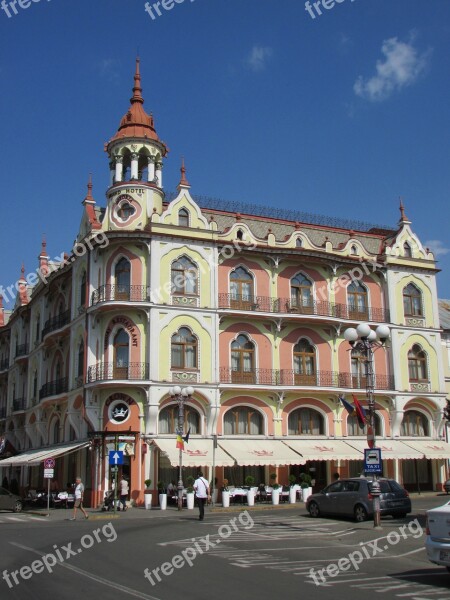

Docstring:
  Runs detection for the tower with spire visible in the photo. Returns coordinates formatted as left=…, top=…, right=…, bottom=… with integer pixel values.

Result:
left=104, top=58, right=169, bottom=229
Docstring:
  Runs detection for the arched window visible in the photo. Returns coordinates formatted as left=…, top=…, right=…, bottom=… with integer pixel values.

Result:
left=230, top=267, right=254, bottom=309
left=178, top=208, right=189, bottom=227
left=351, top=348, right=367, bottom=388
left=348, top=413, right=381, bottom=436
left=114, top=329, right=129, bottom=378
left=403, top=242, right=412, bottom=258
left=80, top=272, right=86, bottom=308
left=408, top=345, right=428, bottom=381
left=293, top=339, right=316, bottom=384
left=159, top=405, right=200, bottom=434
left=171, top=328, right=197, bottom=370
left=171, top=257, right=198, bottom=296
left=77, top=341, right=84, bottom=378
left=115, top=257, right=131, bottom=300
left=351, top=245, right=358, bottom=256
left=401, top=410, right=429, bottom=436
left=296, top=238, right=303, bottom=248
left=403, top=284, right=422, bottom=317
left=348, top=281, right=368, bottom=319
left=55, top=359, right=62, bottom=381
left=52, top=420, right=60, bottom=444
left=236, top=229, right=244, bottom=241
left=224, top=407, right=263, bottom=435
left=290, top=274, right=313, bottom=312
left=288, top=408, right=324, bottom=435
left=231, top=334, right=255, bottom=383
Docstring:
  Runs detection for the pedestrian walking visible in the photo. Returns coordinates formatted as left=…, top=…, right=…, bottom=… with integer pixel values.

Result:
left=119, top=476, right=129, bottom=511
left=193, top=471, right=210, bottom=521
left=70, top=477, right=89, bottom=520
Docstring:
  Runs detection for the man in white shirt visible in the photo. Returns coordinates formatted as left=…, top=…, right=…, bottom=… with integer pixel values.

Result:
left=193, top=472, right=210, bottom=521
left=70, top=477, right=89, bottom=520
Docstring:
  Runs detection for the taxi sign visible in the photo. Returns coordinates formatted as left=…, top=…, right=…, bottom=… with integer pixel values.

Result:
left=364, top=448, right=382, bottom=474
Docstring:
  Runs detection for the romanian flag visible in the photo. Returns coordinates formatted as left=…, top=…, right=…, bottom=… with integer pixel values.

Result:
left=339, top=395, right=366, bottom=429
left=183, top=428, right=191, bottom=444
left=352, top=395, right=368, bottom=429
left=176, top=434, right=184, bottom=450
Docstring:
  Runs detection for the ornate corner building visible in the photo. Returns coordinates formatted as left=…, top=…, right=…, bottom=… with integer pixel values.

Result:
left=0, top=60, right=448, bottom=506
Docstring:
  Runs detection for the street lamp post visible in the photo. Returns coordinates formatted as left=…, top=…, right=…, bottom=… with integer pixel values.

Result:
left=343, top=322, right=390, bottom=529
left=169, top=385, right=195, bottom=511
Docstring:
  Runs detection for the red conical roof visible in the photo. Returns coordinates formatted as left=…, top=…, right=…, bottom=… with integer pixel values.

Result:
left=108, top=59, right=167, bottom=154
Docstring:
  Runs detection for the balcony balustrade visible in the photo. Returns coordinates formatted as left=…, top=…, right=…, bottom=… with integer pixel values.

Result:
left=87, top=362, right=149, bottom=383
left=219, top=367, right=394, bottom=390
left=91, top=285, right=149, bottom=305
left=218, top=294, right=390, bottom=323
left=12, top=397, right=26, bottom=412
left=42, top=310, right=71, bottom=338
left=39, top=377, right=69, bottom=400
left=0, top=358, right=9, bottom=371
left=15, top=343, right=28, bottom=358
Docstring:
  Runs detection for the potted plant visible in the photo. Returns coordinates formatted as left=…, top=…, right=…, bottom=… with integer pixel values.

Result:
left=288, top=474, right=297, bottom=504
left=186, top=476, right=195, bottom=510
left=157, top=481, right=167, bottom=510
left=221, top=479, right=230, bottom=508
left=144, top=479, right=152, bottom=510
left=245, top=475, right=256, bottom=506
left=270, top=473, right=280, bottom=505
left=300, top=473, right=312, bottom=502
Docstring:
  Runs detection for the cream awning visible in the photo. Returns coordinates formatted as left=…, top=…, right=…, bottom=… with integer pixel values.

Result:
left=401, top=440, right=450, bottom=460
left=0, top=441, right=90, bottom=467
left=344, top=439, right=423, bottom=460
left=153, top=438, right=235, bottom=467
left=284, top=439, right=364, bottom=461
left=217, top=439, right=304, bottom=466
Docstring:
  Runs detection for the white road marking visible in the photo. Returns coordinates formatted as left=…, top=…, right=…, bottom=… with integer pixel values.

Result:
left=9, top=542, right=163, bottom=600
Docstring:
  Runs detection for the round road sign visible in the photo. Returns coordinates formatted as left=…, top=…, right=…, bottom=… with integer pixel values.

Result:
left=367, top=427, right=375, bottom=449
left=44, top=458, right=56, bottom=469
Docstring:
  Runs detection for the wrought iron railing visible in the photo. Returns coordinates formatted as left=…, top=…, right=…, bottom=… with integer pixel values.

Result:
left=39, top=377, right=69, bottom=399
left=91, top=285, right=149, bottom=305
left=15, top=343, right=28, bottom=358
left=0, top=358, right=9, bottom=371
left=87, top=362, right=149, bottom=383
left=12, top=398, right=26, bottom=412
left=219, top=367, right=394, bottom=390
left=42, top=310, right=71, bottom=338
left=218, top=294, right=390, bottom=323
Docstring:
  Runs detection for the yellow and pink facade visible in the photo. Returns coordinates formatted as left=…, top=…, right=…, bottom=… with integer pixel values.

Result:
left=0, top=60, right=448, bottom=505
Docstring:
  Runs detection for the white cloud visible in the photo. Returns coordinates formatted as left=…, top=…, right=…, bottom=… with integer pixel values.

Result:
left=354, top=35, right=431, bottom=102
left=245, top=46, right=273, bottom=72
left=424, top=240, right=450, bottom=257
left=95, top=59, right=121, bottom=83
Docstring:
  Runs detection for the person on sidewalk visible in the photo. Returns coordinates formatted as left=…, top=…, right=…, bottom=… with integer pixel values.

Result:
left=194, top=472, right=210, bottom=521
left=70, top=478, right=89, bottom=520
left=119, top=476, right=129, bottom=511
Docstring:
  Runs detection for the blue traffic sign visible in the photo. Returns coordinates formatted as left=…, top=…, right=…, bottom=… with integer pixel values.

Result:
left=109, top=450, right=123, bottom=465
left=364, top=448, right=382, bottom=474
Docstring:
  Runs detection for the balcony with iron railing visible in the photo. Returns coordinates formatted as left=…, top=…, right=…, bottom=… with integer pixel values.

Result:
left=91, top=285, right=149, bottom=305
left=39, top=377, right=69, bottom=400
left=218, top=294, right=390, bottom=323
left=12, top=398, right=26, bottom=412
left=87, top=362, right=149, bottom=383
left=219, top=367, right=395, bottom=390
left=42, top=310, right=71, bottom=339
left=15, top=343, right=29, bottom=358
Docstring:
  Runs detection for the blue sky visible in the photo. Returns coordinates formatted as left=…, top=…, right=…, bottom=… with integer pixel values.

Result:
left=0, top=0, right=449, bottom=305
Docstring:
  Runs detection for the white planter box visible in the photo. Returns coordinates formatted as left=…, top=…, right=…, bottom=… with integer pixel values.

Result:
left=159, top=494, right=167, bottom=510
left=247, top=490, right=255, bottom=506
left=222, top=490, right=230, bottom=507
left=272, top=489, right=280, bottom=505
left=302, top=487, right=312, bottom=502
left=289, top=488, right=297, bottom=504
left=144, top=493, right=152, bottom=510
left=186, top=492, right=195, bottom=510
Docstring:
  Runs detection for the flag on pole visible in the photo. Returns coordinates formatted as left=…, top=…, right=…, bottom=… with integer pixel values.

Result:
left=352, top=395, right=368, bottom=429
left=182, top=428, right=191, bottom=444
left=176, top=434, right=184, bottom=450
left=339, top=395, right=356, bottom=416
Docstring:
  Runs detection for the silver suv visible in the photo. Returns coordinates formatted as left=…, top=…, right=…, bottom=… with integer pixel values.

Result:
left=306, top=478, right=411, bottom=522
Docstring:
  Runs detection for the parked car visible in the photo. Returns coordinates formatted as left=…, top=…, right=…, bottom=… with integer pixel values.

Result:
left=0, top=486, right=23, bottom=512
left=426, top=501, right=450, bottom=572
left=306, top=477, right=411, bottom=522
left=443, top=479, right=450, bottom=494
